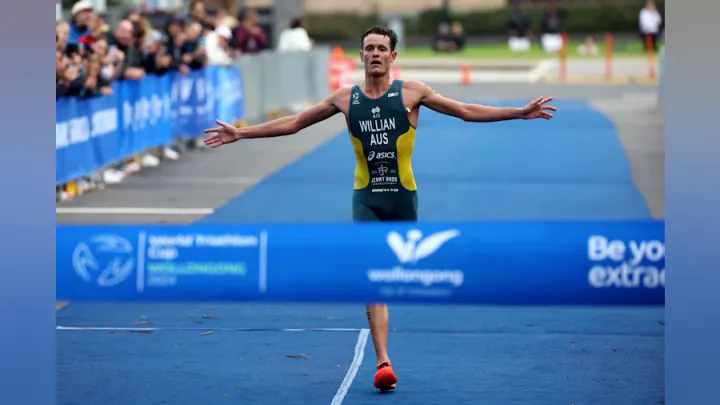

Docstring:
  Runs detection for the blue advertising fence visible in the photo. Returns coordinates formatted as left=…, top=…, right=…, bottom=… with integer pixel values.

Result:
left=55, top=66, right=244, bottom=185
left=56, top=221, right=665, bottom=306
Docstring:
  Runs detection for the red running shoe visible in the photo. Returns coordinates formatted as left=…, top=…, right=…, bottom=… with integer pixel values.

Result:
left=373, top=362, right=398, bottom=392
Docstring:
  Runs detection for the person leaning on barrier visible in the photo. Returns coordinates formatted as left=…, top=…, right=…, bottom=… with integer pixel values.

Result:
left=164, top=17, right=191, bottom=75
left=78, top=53, right=113, bottom=98
left=108, top=20, right=145, bottom=81
left=92, top=36, right=125, bottom=82
left=143, top=32, right=175, bottom=76
left=129, top=14, right=175, bottom=77
left=181, top=22, right=208, bottom=71
left=56, top=48, right=83, bottom=99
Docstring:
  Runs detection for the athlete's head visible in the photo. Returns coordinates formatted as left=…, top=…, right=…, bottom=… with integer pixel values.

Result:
left=360, top=26, right=398, bottom=78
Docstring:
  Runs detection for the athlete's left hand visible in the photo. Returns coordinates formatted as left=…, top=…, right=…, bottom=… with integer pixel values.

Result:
left=520, top=97, right=556, bottom=120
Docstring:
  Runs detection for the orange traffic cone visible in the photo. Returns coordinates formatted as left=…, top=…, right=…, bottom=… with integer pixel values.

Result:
left=391, top=66, right=401, bottom=80
left=461, top=65, right=471, bottom=85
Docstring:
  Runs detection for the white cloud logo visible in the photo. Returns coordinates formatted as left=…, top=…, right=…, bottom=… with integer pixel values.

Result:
left=387, top=229, right=460, bottom=264
left=72, top=235, right=135, bottom=287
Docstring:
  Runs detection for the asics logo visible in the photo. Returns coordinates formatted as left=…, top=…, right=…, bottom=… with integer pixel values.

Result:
left=367, top=151, right=395, bottom=161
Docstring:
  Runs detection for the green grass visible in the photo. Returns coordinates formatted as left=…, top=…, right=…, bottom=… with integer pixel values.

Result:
left=343, top=40, right=659, bottom=60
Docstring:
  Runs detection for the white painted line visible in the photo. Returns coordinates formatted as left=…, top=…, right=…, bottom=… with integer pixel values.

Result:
left=331, top=328, right=370, bottom=405
left=56, top=207, right=215, bottom=215
left=56, top=326, right=364, bottom=333
left=137, top=177, right=261, bottom=185
left=528, top=59, right=558, bottom=84
left=620, top=92, right=659, bottom=102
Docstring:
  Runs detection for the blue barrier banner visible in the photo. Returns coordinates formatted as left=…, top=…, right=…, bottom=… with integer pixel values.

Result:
left=209, top=65, right=244, bottom=123
left=56, top=67, right=244, bottom=185
left=56, top=221, right=665, bottom=306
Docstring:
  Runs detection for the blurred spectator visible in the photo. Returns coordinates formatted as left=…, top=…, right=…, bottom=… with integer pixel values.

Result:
left=507, top=4, right=532, bottom=53
left=578, top=37, right=598, bottom=57
left=144, top=31, right=174, bottom=75
left=90, top=13, right=110, bottom=38
left=189, top=0, right=211, bottom=27
left=432, top=23, right=455, bottom=52
left=67, top=1, right=93, bottom=46
left=164, top=16, right=190, bottom=74
left=91, top=36, right=124, bottom=82
left=79, top=54, right=113, bottom=98
left=540, top=3, right=564, bottom=53
left=233, top=9, right=268, bottom=54
left=639, top=0, right=662, bottom=52
left=109, top=19, right=146, bottom=81
left=450, top=22, right=466, bottom=51
left=206, top=25, right=235, bottom=65
left=278, top=18, right=313, bottom=53
left=216, top=9, right=239, bottom=31
left=56, top=49, right=83, bottom=99
left=182, top=21, right=208, bottom=70
left=57, top=20, right=70, bottom=50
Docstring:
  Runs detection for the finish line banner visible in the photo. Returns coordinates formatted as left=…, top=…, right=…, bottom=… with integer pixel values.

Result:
left=56, top=221, right=665, bottom=306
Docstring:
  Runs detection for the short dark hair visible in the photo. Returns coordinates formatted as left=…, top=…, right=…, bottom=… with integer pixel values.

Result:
left=290, top=18, right=303, bottom=29
left=361, top=26, right=398, bottom=51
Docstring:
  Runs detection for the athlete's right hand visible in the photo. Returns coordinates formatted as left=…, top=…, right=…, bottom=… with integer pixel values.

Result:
left=203, top=120, right=241, bottom=148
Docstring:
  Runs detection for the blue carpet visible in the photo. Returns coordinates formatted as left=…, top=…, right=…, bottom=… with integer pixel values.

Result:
left=201, top=99, right=650, bottom=223
left=57, top=99, right=662, bottom=405
left=57, top=303, right=664, bottom=405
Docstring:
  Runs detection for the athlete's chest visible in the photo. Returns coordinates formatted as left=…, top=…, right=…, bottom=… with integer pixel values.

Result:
left=349, top=90, right=410, bottom=135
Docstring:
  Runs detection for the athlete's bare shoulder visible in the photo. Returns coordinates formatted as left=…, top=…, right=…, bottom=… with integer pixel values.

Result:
left=326, top=87, right=353, bottom=116
left=401, top=80, right=436, bottom=95
left=400, top=81, right=436, bottom=109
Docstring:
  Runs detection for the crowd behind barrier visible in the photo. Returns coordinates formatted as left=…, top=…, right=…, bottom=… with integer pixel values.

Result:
left=56, top=65, right=243, bottom=185
left=55, top=48, right=332, bottom=188
left=56, top=1, right=325, bottom=196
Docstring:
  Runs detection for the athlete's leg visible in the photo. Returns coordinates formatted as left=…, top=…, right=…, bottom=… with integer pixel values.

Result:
left=366, top=303, right=390, bottom=365
left=367, top=193, right=419, bottom=390
left=353, top=203, right=393, bottom=365
left=367, top=303, right=397, bottom=391
left=352, top=197, right=398, bottom=390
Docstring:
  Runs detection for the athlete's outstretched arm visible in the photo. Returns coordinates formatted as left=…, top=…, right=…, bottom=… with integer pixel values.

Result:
left=204, top=93, right=341, bottom=147
left=409, top=81, right=556, bottom=123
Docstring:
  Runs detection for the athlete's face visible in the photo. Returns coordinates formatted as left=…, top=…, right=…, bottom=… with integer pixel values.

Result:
left=361, top=34, right=397, bottom=77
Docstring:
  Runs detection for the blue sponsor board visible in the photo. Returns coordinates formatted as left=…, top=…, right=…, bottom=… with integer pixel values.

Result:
left=56, top=66, right=244, bottom=185
left=56, top=221, right=665, bottom=306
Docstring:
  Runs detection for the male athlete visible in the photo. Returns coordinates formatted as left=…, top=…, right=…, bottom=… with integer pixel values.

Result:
left=204, top=26, right=556, bottom=392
